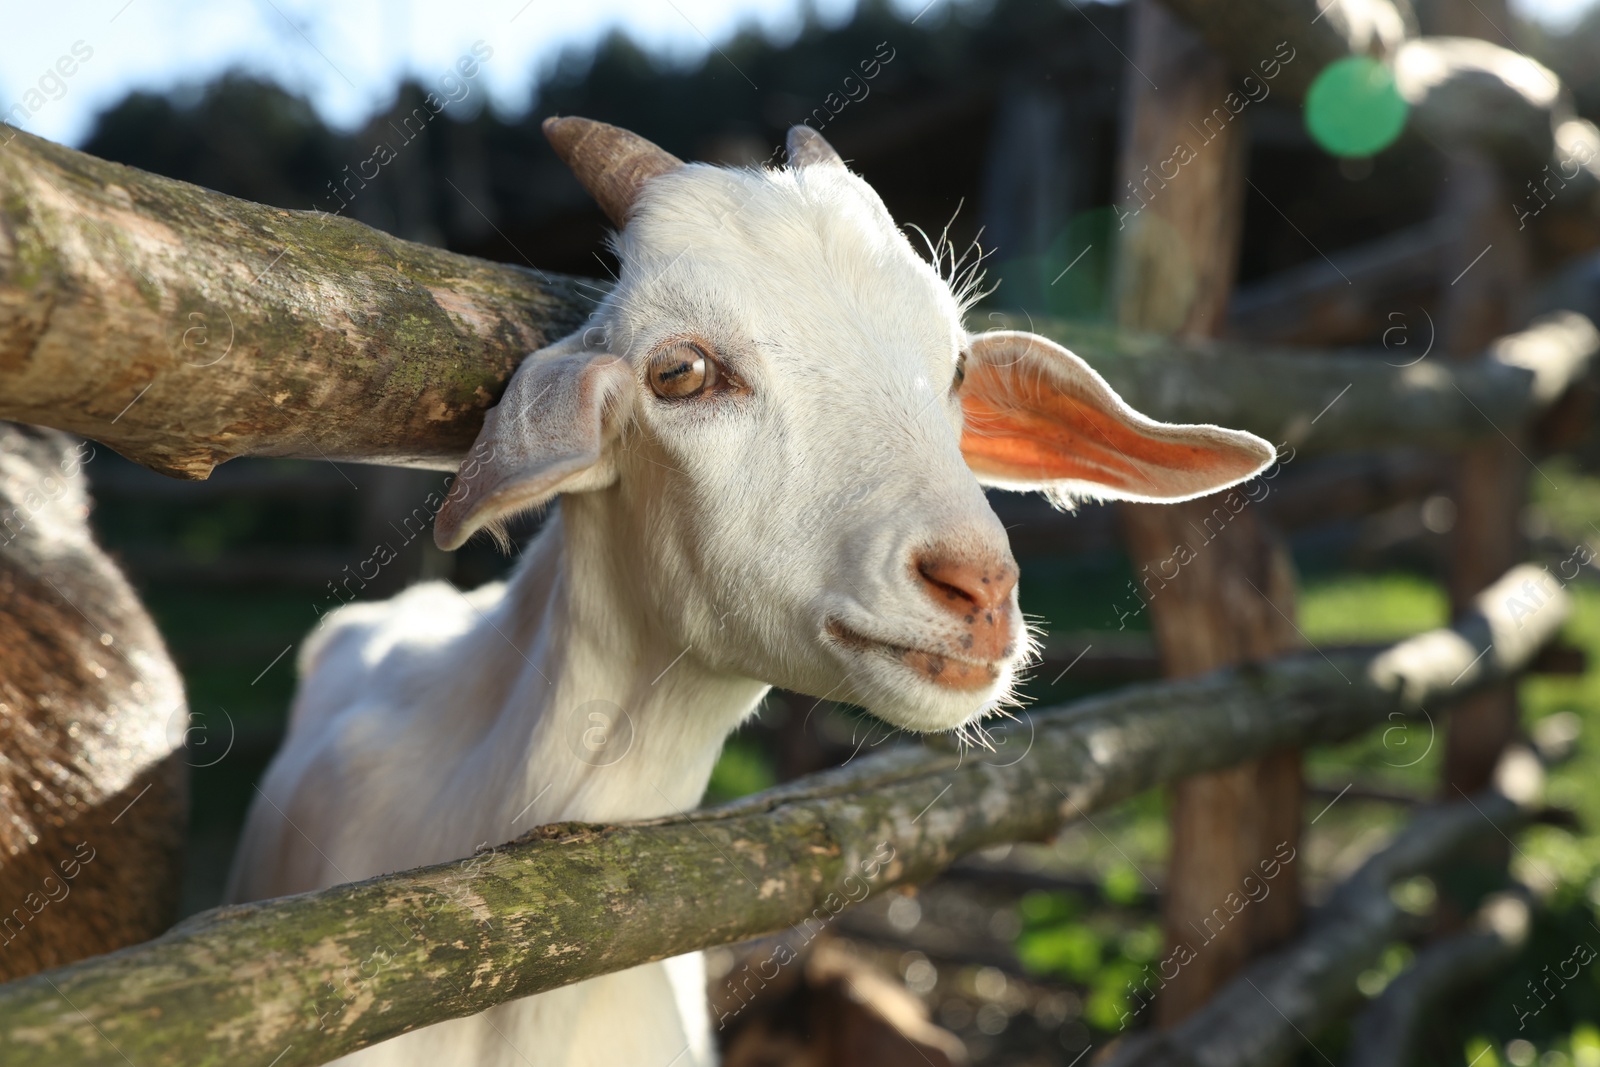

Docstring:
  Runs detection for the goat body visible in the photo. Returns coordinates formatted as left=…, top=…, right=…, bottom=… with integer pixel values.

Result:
left=230, top=119, right=1275, bottom=1066
left=232, top=503, right=743, bottom=1065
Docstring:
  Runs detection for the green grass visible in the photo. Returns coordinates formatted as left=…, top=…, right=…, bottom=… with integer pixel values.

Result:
left=1298, top=571, right=1449, bottom=643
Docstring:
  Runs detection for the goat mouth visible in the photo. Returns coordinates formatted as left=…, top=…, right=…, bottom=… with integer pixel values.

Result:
left=825, top=619, right=1002, bottom=692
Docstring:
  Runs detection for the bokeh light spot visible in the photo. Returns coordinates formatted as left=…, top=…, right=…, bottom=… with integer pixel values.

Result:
left=1305, top=56, right=1409, bottom=158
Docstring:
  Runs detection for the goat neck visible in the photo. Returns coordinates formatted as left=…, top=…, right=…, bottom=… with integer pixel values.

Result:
left=493, top=493, right=769, bottom=828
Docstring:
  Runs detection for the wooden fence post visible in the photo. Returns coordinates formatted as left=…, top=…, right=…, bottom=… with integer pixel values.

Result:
left=1428, top=0, right=1533, bottom=798
left=1111, top=0, right=1306, bottom=1024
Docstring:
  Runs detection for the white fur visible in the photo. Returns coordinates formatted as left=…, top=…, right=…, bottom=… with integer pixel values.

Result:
left=228, top=149, right=1275, bottom=1066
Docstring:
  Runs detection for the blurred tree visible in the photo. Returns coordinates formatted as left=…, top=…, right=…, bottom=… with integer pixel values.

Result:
left=82, top=73, right=343, bottom=212
left=73, top=0, right=1450, bottom=303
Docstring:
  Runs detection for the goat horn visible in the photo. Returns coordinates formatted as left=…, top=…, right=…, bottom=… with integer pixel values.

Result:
left=542, top=116, right=684, bottom=228
left=787, top=125, right=844, bottom=167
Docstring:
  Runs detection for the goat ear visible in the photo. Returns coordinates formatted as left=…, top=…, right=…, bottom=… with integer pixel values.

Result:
left=434, top=334, right=632, bottom=551
left=958, top=330, right=1276, bottom=503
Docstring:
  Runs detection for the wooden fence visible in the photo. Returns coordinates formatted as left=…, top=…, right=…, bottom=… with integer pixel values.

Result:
left=0, top=567, right=1570, bottom=1065
left=0, top=0, right=1596, bottom=1063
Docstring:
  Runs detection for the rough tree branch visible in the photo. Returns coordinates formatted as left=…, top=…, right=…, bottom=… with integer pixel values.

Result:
left=0, top=126, right=594, bottom=478
left=2, top=130, right=1594, bottom=478
left=0, top=564, right=1567, bottom=1067
left=1344, top=888, right=1533, bottom=1067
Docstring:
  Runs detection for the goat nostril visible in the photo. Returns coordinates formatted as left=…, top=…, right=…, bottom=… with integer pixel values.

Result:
left=916, top=562, right=972, bottom=606
left=913, top=551, right=1018, bottom=617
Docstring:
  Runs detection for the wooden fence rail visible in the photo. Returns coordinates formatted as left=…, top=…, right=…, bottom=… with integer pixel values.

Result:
left=1345, top=885, right=1534, bottom=1067
left=3, top=129, right=1596, bottom=480
left=1006, top=312, right=1600, bottom=455
left=1158, top=0, right=1600, bottom=271
left=0, top=564, right=1566, bottom=1067
left=1154, top=0, right=1412, bottom=99
left=0, top=128, right=592, bottom=478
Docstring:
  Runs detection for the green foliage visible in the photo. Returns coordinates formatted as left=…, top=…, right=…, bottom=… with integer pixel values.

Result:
left=1578, top=1023, right=1600, bottom=1063
left=1355, top=942, right=1413, bottom=997
left=1466, top=1034, right=1503, bottom=1067
left=1019, top=920, right=1103, bottom=982
left=704, top=736, right=777, bottom=804
left=1102, top=863, right=1145, bottom=907
left=1530, top=457, right=1600, bottom=550
left=1018, top=887, right=1078, bottom=925
left=1084, top=958, right=1142, bottom=1031
left=1015, top=889, right=1164, bottom=1034
left=1463, top=1021, right=1600, bottom=1067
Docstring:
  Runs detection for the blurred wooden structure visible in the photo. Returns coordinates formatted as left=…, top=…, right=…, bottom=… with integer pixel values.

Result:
left=1111, top=0, right=1304, bottom=1024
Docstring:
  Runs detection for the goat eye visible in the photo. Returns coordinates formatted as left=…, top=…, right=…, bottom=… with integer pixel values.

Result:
left=647, top=342, right=719, bottom=399
left=952, top=351, right=968, bottom=392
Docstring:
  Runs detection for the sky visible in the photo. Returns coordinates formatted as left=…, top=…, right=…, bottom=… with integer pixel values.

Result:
left=1, top=0, right=1595, bottom=148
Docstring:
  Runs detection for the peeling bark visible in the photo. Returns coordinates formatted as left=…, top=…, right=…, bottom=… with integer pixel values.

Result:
left=0, top=565, right=1566, bottom=1067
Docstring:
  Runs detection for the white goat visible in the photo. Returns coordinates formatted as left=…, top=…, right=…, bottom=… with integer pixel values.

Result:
left=227, top=117, right=1274, bottom=1067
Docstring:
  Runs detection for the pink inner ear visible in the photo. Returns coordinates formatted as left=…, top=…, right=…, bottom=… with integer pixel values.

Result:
left=959, top=359, right=1244, bottom=495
